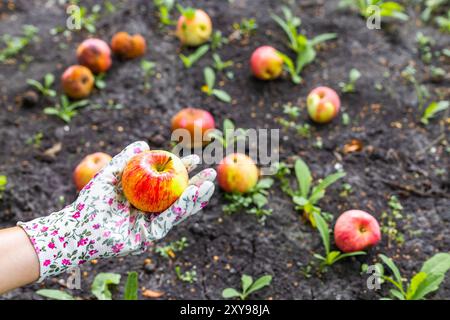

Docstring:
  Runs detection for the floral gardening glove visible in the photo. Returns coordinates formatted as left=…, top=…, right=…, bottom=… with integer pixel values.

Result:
left=18, top=141, right=216, bottom=281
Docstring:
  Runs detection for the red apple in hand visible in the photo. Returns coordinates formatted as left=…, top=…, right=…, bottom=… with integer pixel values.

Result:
left=307, top=86, right=340, bottom=123
left=122, top=150, right=189, bottom=213
left=77, top=38, right=112, bottom=74
left=176, top=9, right=212, bottom=47
left=334, top=210, right=381, bottom=253
left=217, top=153, right=259, bottom=193
left=73, top=152, right=112, bottom=191
left=250, top=46, right=284, bottom=80
left=171, top=108, right=215, bottom=148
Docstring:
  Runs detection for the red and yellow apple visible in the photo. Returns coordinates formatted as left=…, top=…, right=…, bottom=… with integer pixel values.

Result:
left=122, top=150, right=189, bottom=213
left=73, top=152, right=112, bottom=191
left=334, top=210, right=381, bottom=253
left=61, top=65, right=95, bottom=99
left=306, top=86, right=340, bottom=123
left=176, top=9, right=212, bottom=46
left=217, top=153, right=259, bottom=193
left=250, top=46, right=284, bottom=80
left=76, top=38, right=112, bottom=74
left=111, top=32, right=146, bottom=59
left=171, top=108, right=215, bottom=148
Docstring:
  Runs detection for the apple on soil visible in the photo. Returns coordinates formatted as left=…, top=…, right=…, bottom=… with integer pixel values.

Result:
left=61, top=65, right=95, bottom=99
left=76, top=38, right=112, bottom=74
left=334, top=210, right=381, bottom=253
left=171, top=107, right=215, bottom=148
left=122, top=150, right=189, bottom=213
left=111, top=32, right=146, bottom=59
left=306, top=86, right=341, bottom=123
left=250, top=46, right=284, bottom=80
left=73, top=152, right=112, bottom=191
left=176, top=9, right=212, bottom=47
left=217, top=153, right=259, bottom=193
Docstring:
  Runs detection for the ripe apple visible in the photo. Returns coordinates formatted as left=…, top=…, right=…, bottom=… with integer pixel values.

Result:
left=61, top=65, right=95, bottom=99
left=111, top=32, right=146, bottom=59
left=122, top=150, right=189, bottom=213
left=306, top=86, right=340, bottom=123
left=217, top=153, right=259, bottom=193
left=73, top=152, right=112, bottom=191
left=171, top=108, right=215, bottom=148
left=176, top=9, right=212, bottom=46
left=250, top=46, right=284, bottom=80
left=334, top=210, right=381, bottom=253
left=76, top=38, right=112, bottom=74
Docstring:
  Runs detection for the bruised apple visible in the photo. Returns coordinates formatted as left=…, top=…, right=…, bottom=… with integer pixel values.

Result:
left=171, top=107, right=215, bottom=148
left=61, top=65, right=95, bottom=99
left=250, top=46, right=283, bottom=80
left=76, top=38, right=112, bottom=74
left=306, top=86, right=340, bottom=123
left=176, top=9, right=212, bottom=46
left=73, top=152, right=112, bottom=191
left=111, top=32, right=146, bottom=59
left=217, top=153, right=259, bottom=193
left=122, top=150, right=189, bottom=213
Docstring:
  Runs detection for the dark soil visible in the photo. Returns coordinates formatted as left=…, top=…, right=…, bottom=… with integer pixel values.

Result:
left=0, top=0, right=449, bottom=300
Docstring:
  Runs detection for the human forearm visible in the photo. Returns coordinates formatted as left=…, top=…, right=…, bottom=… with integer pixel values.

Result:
left=0, top=227, right=40, bottom=294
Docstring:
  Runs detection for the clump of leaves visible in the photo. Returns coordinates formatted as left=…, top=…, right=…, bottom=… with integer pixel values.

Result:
left=339, top=68, right=361, bottom=93
left=231, top=18, right=258, bottom=39
left=0, top=175, right=7, bottom=200
left=140, top=60, right=156, bottom=90
left=223, top=178, right=274, bottom=223
left=201, top=67, right=231, bottom=103
left=421, top=0, right=448, bottom=22
left=376, top=253, right=450, bottom=300
left=0, top=25, right=39, bottom=62
left=44, top=95, right=89, bottom=123
left=421, top=100, right=449, bottom=125
left=380, top=195, right=405, bottom=247
left=26, top=73, right=56, bottom=97
left=155, top=237, right=189, bottom=259
left=179, top=44, right=209, bottom=68
left=175, top=266, right=197, bottom=284
left=276, top=104, right=312, bottom=138
left=271, top=6, right=336, bottom=84
left=339, top=0, right=408, bottom=21
left=276, top=158, right=345, bottom=226
left=208, top=118, right=247, bottom=148
left=222, top=274, right=272, bottom=300
left=78, top=4, right=102, bottom=33
left=153, top=0, right=176, bottom=26
left=416, top=32, right=434, bottom=64
left=313, top=212, right=366, bottom=271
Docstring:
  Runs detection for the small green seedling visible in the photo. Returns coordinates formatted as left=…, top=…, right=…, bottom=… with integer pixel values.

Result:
left=140, top=60, right=156, bottom=90
left=78, top=4, right=102, bottom=33
left=91, top=272, right=121, bottom=300
left=421, top=101, right=449, bottom=125
left=223, top=178, right=274, bottom=223
left=201, top=67, right=231, bottom=103
left=44, top=95, right=89, bottom=123
left=277, top=158, right=345, bottom=226
left=208, top=119, right=247, bottom=148
left=211, top=30, right=229, bottom=50
left=401, top=65, right=430, bottom=110
left=222, top=274, right=272, bottom=300
left=0, top=25, right=39, bottom=62
left=175, top=266, right=197, bottom=284
left=271, top=6, right=336, bottom=84
left=232, top=18, right=258, bottom=39
left=26, top=132, right=44, bottom=148
left=179, top=44, right=209, bottom=68
left=36, top=289, right=75, bottom=300
left=123, top=271, right=139, bottom=300
left=212, top=53, right=233, bottom=72
left=421, top=0, right=447, bottom=22
left=313, top=212, right=366, bottom=271
left=380, top=195, right=405, bottom=247
left=339, top=0, right=408, bottom=21
left=436, top=10, right=450, bottom=32
left=26, top=73, right=56, bottom=97
left=339, top=68, right=361, bottom=93
left=94, top=73, right=107, bottom=89
left=155, top=237, right=189, bottom=259
left=153, top=0, right=176, bottom=26
left=0, top=175, right=7, bottom=200
left=416, top=32, right=434, bottom=64
left=376, top=253, right=450, bottom=300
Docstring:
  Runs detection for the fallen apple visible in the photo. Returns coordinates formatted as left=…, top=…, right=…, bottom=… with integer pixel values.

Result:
left=306, top=86, right=340, bottom=123
left=250, top=46, right=284, bottom=80
left=217, top=153, right=259, bottom=193
left=171, top=108, right=215, bottom=148
left=61, top=65, right=95, bottom=99
left=122, top=150, right=189, bottom=213
left=73, top=152, right=112, bottom=191
left=176, top=8, right=212, bottom=46
left=76, top=38, right=112, bottom=74
left=334, top=210, right=381, bottom=253
left=111, top=32, right=146, bottom=59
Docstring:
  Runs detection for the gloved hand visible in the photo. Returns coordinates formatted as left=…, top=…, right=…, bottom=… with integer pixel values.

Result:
left=18, top=141, right=216, bottom=281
